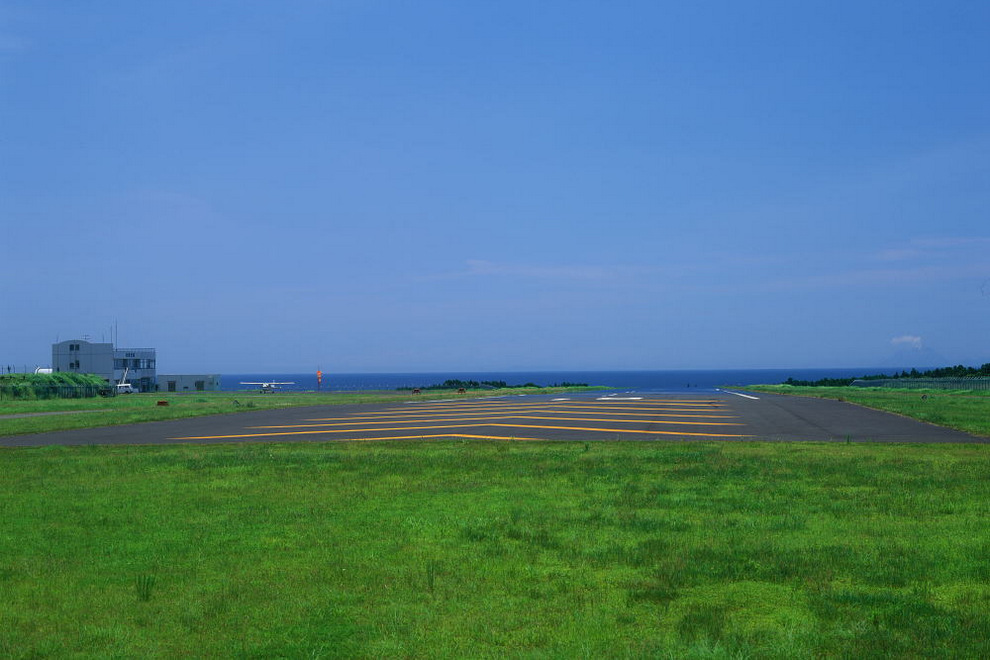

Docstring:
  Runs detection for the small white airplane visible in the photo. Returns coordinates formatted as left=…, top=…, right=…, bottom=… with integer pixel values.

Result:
left=240, top=381, right=295, bottom=393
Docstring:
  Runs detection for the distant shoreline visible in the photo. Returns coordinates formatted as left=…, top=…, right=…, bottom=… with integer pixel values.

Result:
left=217, top=367, right=901, bottom=393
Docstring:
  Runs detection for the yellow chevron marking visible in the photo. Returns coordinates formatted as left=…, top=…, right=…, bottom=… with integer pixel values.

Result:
left=341, top=408, right=730, bottom=421
left=254, top=415, right=742, bottom=429
left=171, top=422, right=749, bottom=441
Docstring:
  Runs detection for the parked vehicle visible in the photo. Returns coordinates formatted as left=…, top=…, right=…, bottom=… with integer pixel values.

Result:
left=116, top=367, right=138, bottom=394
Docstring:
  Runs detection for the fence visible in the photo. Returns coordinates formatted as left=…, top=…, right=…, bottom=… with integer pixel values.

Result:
left=851, top=377, right=990, bottom=391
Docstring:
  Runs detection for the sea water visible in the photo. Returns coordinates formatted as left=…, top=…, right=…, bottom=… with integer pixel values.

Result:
left=221, top=368, right=880, bottom=393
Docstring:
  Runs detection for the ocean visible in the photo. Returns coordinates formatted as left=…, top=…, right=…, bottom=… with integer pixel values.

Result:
left=220, top=368, right=881, bottom=393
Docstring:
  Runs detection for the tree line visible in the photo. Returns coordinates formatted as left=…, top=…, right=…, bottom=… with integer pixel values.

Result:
left=783, top=364, right=990, bottom=387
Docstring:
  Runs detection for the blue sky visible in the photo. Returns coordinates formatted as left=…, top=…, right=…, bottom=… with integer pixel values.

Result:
left=2, top=1, right=989, bottom=373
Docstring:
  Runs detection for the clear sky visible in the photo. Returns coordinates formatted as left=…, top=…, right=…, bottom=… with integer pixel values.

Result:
left=2, top=1, right=989, bottom=373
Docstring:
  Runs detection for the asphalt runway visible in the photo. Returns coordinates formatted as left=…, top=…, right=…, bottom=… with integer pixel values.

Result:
left=2, top=390, right=985, bottom=447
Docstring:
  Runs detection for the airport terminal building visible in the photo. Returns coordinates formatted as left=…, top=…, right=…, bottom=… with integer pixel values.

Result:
left=52, top=340, right=157, bottom=393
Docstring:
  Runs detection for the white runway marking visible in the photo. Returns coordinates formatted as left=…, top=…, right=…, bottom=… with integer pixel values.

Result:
left=718, top=389, right=759, bottom=400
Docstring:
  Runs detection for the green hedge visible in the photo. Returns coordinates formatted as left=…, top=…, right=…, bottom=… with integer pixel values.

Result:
left=0, top=373, right=111, bottom=400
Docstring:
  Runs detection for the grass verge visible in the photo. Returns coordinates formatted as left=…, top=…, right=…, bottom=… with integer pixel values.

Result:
left=0, top=387, right=601, bottom=437
left=1, top=440, right=987, bottom=657
left=745, top=385, right=990, bottom=437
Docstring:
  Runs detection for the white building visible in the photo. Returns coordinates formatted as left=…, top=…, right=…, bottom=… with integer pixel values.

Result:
left=52, top=340, right=157, bottom=393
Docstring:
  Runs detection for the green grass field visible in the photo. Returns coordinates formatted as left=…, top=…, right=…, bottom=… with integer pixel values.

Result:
left=1, top=440, right=987, bottom=657
left=745, top=385, right=990, bottom=437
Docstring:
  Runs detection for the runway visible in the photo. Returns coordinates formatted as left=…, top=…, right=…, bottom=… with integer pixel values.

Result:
left=1, top=390, right=984, bottom=446
left=170, top=394, right=749, bottom=442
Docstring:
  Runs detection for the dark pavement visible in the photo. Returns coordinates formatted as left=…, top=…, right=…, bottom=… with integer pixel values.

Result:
left=717, top=390, right=985, bottom=442
left=1, top=390, right=985, bottom=447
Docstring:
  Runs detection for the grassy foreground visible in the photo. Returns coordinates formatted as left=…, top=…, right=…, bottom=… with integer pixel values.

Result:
left=0, top=387, right=599, bottom=437
left=1, top=440, right=987, bottom=657
left=745, top=385, right=990, bottom=437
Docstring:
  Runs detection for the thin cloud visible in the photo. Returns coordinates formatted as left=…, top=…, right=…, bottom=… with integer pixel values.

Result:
left=874, top=236, right=990, bottom=262
left=912, top=237, right=990, bottom=249
left=891, top=335, right=923, bottom=350
left=0, top=34, right=30, bottom=54
left=423, top=259, right=662, bottom=283
left=797, top=236, right=990, bottom=291
left=876, top=248, right=922, bottom=262
left=464, top=259, right=620, bottom=281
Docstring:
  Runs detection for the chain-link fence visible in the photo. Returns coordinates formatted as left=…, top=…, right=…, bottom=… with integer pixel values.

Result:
left=851, top=377, right=990, bottom=391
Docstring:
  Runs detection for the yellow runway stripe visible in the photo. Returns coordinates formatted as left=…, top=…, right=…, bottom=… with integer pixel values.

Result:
left=394, top=402, right=726, bottom=412
left=253, top=415, right=742, bottom=429
left=335, top=409, right=736, bottom=422
left=553, top=404, right=726, bottom=412
left=173, top=433, right=544, bottom=443
left=329, top=434, right=546, bottom=442
left=336, top=405, right=727, bottom=419
left=172, top=424, right=507, bottom=440
left=171, top=422, right=750, bottom=441
left=487, top=423, right=749, bottom=438
left=400, top=398, right=724, bottom=406
left=405, top=398, right=724, bottom=406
